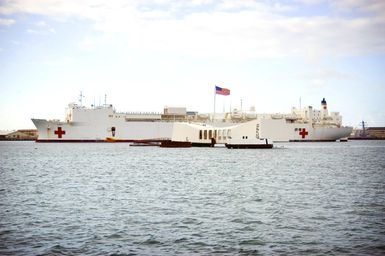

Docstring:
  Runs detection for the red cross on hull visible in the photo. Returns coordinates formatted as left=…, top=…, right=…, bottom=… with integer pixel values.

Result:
left=299, top=128, right=308, bottom=139
left=54, top=127, right=66, bottom=138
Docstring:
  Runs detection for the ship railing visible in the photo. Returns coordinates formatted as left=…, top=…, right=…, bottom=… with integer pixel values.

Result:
left=118, top=111, right=162, bottom=115
left=47, top=119, right=62, bottom=123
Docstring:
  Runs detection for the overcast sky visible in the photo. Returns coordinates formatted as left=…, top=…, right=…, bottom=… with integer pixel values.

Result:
left=0, top=0, right=384, bottom=130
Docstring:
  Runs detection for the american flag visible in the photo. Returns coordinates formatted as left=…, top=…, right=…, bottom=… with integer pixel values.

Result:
left=215, top=86, right=230, bottom=96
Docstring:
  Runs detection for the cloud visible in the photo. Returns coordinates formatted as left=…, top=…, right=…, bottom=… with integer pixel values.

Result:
left=26, top=28, right=55, bottom=35
left=298, top=68, right=352, bottom=80
left=26, top=20, right=56, bottom=35
left=78, top=35, right=111, bottom=50
left=0, top=18, right=15, bottom=26
left=295, top=0, right=320, bottom=4
left=331, top=0, right=385, bottom=14
left=1, top=0, right=385, bottom=58
left=11, top=40, right=21, bottom=45
left=35, top=20, right=47, bottom=27
left=42, top=56, right=74, bottom=66
left=295, top=67, right=354, bottom=89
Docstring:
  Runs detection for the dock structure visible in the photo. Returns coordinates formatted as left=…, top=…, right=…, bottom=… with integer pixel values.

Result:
left=0, top=129, right=38, bottom=141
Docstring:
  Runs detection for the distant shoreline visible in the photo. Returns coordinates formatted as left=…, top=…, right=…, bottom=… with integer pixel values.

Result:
left=0, top=139, right=36, bottom=141
left=348, top=137, right=385, bottom=140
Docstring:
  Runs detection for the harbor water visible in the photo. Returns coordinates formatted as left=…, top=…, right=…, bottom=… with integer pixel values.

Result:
left=1, top=141, right=385, bottom=255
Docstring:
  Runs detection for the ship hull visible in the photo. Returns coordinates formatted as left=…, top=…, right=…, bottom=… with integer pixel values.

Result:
left=32, top=118, right=352, bottom=143
left=31, top=118, right=173, bottom=143
left=258, top=119, right=352, bottom=142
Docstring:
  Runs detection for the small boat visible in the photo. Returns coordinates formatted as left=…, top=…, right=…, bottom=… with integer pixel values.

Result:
left=160, top=140, right=192, bottom=148
left=225, top=138, right=273, bottom=149
left=105, top=137, right=119, bottom=142
left=130, top=141, right=161, bottom=146
left=105, top=137, right=161, bottom=146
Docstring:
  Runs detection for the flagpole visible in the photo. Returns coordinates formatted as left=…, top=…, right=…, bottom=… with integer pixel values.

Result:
left=213, top=85, right=216, bottom=122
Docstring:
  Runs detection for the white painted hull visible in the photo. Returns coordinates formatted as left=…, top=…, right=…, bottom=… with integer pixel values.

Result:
left=258, top=119, right=352, bottom=142
left=32, top=119, right=173, bottom=142
left=32, top=118, right=352, bottom=142
left=31, top=99, right=352, bottom=142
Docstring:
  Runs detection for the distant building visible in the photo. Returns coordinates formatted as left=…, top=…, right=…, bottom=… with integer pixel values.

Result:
left=0, top=129, right=38, bottom=141
left=0, top=131, right=11, bottom=140
left=367, top=127, right=385, bottom=139
left=349, top=127, right=385, bottom=140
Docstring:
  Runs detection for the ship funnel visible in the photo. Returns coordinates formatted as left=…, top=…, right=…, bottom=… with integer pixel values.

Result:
left=321, top=98, right=327, bottom=109
left=321, top=98, right=328, bottom=118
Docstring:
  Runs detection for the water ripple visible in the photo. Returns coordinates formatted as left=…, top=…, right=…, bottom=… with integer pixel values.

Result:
left=0, top=141, right=385, bottom=255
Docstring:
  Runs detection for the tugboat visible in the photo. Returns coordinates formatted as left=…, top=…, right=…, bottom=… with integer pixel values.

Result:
left=225, top=137, right=273, bottom=149
left=160, top=140, right=192, bottom=148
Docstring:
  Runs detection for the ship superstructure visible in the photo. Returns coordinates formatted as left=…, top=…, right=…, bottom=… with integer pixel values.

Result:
left=218, top=98, right=351, bottom=142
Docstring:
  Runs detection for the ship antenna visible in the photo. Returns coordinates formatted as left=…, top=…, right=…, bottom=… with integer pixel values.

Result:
left=104, top=94, right=107, bottom=106
left=79, top=91, right=85, bottom=106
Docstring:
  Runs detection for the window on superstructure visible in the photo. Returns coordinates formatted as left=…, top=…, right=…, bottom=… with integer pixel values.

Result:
left=204, top=130, right=207, bottom=140
left=214, top=130, right=217, bottom=139
left=199, top=130, right=202, bottom=140
left=218, top=130, right=222, bottom=140
left=209, top=130, right=212, bottom=139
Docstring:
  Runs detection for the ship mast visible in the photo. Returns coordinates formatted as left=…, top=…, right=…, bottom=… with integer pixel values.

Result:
left=361, top=120, right=367, bottom=137
left=299, top=97, right=302, bottom=109
left=79, top=91, right=85, bottom=106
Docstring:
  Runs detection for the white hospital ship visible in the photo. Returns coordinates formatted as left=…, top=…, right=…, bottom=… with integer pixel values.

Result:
left=31, top=98, right=352, bottom=144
